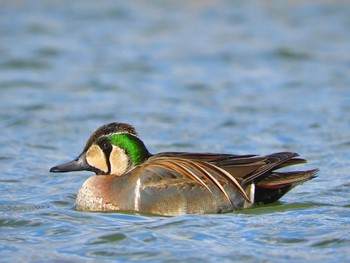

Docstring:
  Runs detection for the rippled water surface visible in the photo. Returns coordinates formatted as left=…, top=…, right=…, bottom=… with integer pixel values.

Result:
left=1, top=0, right=350, bottom=262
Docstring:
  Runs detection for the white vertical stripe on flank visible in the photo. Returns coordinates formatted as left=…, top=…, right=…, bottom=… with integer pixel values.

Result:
left=134, top=178, right=141, bottom=211
left=244, top=183, right=255, bottom=208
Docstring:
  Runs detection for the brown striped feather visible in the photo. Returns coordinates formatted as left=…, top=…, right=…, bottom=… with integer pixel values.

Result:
left=168, top=158, right=232, bottom=203
left=194, top=161, right=250, bottom=201
left=141, top=156, right=250, bottom=202
left=148, top=159, right=214, bottom=194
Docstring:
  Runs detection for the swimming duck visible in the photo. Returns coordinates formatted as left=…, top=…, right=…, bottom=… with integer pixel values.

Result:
left=50, top=122, right=317, bottom=216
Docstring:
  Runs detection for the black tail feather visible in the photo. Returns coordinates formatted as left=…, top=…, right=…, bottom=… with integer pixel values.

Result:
left=254, top=185, right=292, bottom=205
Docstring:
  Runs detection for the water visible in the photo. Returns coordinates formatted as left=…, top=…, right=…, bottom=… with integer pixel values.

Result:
left=1, top=0, right=350, bottom=262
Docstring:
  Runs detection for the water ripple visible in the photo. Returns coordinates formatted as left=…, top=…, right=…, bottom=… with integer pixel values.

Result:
left=1, top=0, right=349, bottom=262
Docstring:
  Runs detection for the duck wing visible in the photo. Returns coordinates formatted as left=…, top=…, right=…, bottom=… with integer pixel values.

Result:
left=130, top=152, right=316, bottom=205
left=154, top=152, right=303, bottom=186
left=133, top=154, right=250, bottom=204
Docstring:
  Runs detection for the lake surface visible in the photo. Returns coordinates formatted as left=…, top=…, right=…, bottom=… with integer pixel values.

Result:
left=1, top=0, right=350, bottom=262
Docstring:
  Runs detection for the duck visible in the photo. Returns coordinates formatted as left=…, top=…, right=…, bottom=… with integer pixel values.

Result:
left=50, top=122, right=317, bottom=216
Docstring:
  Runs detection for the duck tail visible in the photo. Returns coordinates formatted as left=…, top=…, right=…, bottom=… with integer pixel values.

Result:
left=254, top=169, right=318, bottom=205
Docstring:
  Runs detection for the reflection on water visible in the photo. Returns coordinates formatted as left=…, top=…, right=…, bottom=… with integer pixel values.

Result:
left=1, top=0, right=350, bottom=262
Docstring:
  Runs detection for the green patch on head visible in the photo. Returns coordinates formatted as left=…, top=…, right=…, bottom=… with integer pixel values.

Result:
left=107, top=133, right=149, bottom=165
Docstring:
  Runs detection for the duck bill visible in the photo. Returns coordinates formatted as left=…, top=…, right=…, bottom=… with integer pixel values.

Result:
left=50, top=153, right=90, bottom=173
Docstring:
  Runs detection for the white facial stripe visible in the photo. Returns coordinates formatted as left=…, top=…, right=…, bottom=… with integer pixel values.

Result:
left=86, top=144, right=108, bottom=173
left=109, top=145, right=129, bottom=176
left=103, top=132, right=139, bottom=139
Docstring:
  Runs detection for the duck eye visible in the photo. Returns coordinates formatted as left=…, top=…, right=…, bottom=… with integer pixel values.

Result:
left=102, top=142, right=109, bottom=150
left=98, top=138, right=112, bottom=153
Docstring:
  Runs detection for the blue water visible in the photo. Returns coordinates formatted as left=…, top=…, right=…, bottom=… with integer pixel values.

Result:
left=1, top=0, right=350, bottom=262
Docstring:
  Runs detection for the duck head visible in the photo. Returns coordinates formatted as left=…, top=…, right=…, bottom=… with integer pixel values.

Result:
left=50, top=122, right=150, bottom=176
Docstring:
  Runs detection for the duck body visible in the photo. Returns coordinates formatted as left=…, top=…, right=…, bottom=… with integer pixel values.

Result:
left=75, top=154, right=248, bottom=215
left=75, top=171, right=242, bottom=216
left=50, top=122, right=317, bottom=216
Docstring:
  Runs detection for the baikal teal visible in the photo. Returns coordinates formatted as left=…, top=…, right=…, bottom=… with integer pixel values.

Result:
left=50, top=122, right=318, bottom=216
